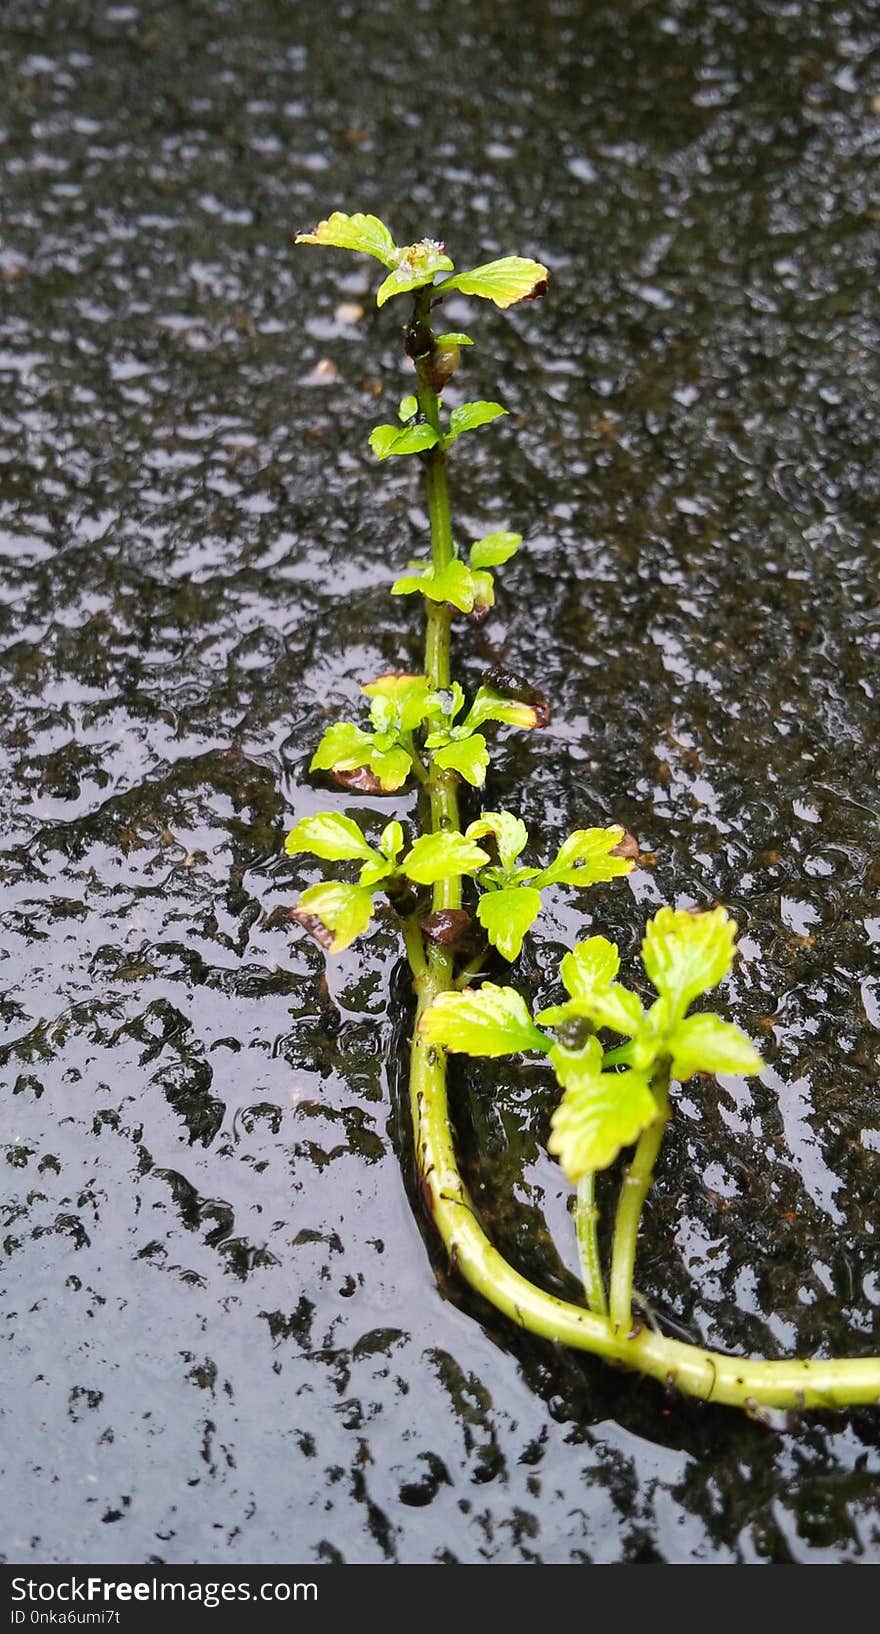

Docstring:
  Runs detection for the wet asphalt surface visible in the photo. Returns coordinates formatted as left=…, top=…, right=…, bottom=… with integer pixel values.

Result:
left=1, top=0, right=879, bottom=1563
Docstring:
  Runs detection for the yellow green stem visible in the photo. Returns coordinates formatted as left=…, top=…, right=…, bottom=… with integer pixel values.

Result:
left=609, top=1065, right=670, bottom=1335
left=575, top=1173, right=608, bottom=1317
left=413, top=307, right=461, bottom=913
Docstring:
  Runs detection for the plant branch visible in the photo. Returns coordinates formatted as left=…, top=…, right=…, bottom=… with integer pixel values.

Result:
left=401, top=913, right=429, bottom=983
left=409, top=1020, right=880, bottom=1407
left=608, top=1063, right=670, bottom=1335
left=575, top=1173, right=608, bottom=1317
left=412, top=291, right=461, bottom=914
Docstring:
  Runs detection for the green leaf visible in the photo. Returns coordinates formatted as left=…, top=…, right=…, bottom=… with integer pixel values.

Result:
left=548, top=1050, right=658, bottom=1181
left=398, top=393, right=419, bottom=422
left=477, top=887, right=542, bottom=962
left=367, top=745, right=411, bottom=791
left=536, top=982, right=643, bottom=1038
left=437, top=257, right=550, bottom=309
left=642, top=906, right=737, bottom=1021
left=420, top=983, right=547, bottom=1057
left=285, top=812, right=378, bottom=864
left=444, top=400, right=508, bottom=446
left=401, top=831, right=490, bottom=885
left=425, top=680, right=465, bottom=726
left=463, top=684, right=543, bottom=733
left=547, top=1032, right=603, bottom=1089
left=358, top=856, right=394, bottom=889
left=294, top=211, right=398, bottom=267
left=432, top=734, right=490, bottom=787
left=470, top=568, right=495, bottom=610
left=391, top=559, right=477, bottom=613
left=376, top=240, right=455, bottom=307
left=533, top=1000, right=582, bottom=1028
left=668, top=1014, right=763, bottom=1081
left=379, top=820, right=404, bottom=863
left=362, top=672, right=433, bottom=732
left=435, top=331, right=473, bottom=347
left=466, top=810, right=528, bottom=872
left=537, top=826, right=633, bottom=888
left=292, top=881, right=375, bottom=954
left=469, top=531, right=522, bottom=569
left=370, top=423, right=439, bottom=460
left=583, top=985, right=645, bottom=1037
left=310, top=721, right=374, bottom=775
left=560, top=936, right=620, bottom=1001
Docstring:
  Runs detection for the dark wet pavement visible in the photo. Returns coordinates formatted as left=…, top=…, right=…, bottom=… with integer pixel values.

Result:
left=1, top=0, right=879, bottom=1563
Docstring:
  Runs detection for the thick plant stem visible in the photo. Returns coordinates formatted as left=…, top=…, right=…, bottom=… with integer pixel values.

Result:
left=575, top=1173, right=608, bottom=1317
left=609, top=1066, right=671, bottom=1336
left=413, top=312, right=461, bottom=912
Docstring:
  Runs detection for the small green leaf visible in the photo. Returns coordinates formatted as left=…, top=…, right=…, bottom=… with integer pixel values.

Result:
left=420, top=983, right=547, bottom=1057
left=466, top=810, right=528, bottom=872
left=642, top=906, right=737, bottom=1021
left=379, top=820, right=404, bottom=862
left=285, top=812, right=378, bottom=864
left=432, top=734, right=490, bottom=787
left=444, top=400, right=508, bottom=446
left=294, top=211, right=398, bottom=267
left=358, top=856, right=394, bottom=889
left=292, top=881, right=375, bottom=954
left=560, top=936, right=620, bottom=1001
left=477, top=887, right=542, bottom=962
left=470, top=568, right=495, bottom=610
left=548, top=1050, right=658, bottom=1181
left=310, top=721, right=374, bottom=775
left=435, top=331, right=473, bottom=347
left=370, top=423, right=439, bottom=460
left=437, top=257, right=550, bottom=309
left=362, top=672, right=433, bottom=732
left=398, top=393, right=419, bottom=422
left=534, top=1000, right=582, bottom=1028
left=376, top=240, right=455, bottom=307
left=463, top=684, right=543, bottom=733
left=401, top=831, right=490, bottom=885
left=537, top=826, right=633, bottom=888
left=469, top=531, right=522, bottom=569
left=669, top=1014, right=764, bottom=1081
left=367, top=745, right=411, bottom=791
left=391, top=559, right=477, bottom=613
left=584, top=985, right=645, bottom=1037
left=547, top=1033, right=603, bottom=1089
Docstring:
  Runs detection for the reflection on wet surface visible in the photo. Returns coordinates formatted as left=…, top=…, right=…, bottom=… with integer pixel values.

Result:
left=1, top=0, right=879, bottom=1563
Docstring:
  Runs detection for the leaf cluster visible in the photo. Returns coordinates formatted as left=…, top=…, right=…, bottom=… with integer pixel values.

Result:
left=295, top=211, right=549, bottom=311
left=421, top=907, right=763, bottom=1180
left=308, top=667, right=544, bottom=795
left=286, top=805, right=633, bottom=959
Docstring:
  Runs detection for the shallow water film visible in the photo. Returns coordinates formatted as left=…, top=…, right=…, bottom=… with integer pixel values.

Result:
left=2, top=0, right=879, bottom=1565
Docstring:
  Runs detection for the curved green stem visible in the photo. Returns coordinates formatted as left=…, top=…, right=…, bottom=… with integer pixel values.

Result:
left=609, top=1065, right=670, bottom=1336
left=575, top=1173, right=608, bottom=1317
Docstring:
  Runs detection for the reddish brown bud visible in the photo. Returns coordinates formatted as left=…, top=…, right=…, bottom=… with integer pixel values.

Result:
left=419, top=909, right=473, bottom=949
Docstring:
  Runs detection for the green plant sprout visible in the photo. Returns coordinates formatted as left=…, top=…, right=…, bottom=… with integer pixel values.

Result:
left=287, top=210, right=880, bottom=1413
